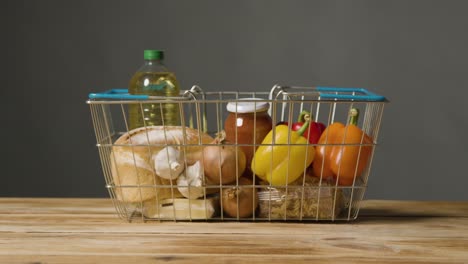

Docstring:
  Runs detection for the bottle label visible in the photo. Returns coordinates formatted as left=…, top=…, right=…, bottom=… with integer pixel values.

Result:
left=143, top=80, right=175, bottom=92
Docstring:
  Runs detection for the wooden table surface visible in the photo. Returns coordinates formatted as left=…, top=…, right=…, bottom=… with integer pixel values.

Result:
left=1, top=198, right=467, bottom=264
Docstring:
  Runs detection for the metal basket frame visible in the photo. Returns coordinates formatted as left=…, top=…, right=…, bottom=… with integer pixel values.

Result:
left=87, top=85, right=387, bottom=222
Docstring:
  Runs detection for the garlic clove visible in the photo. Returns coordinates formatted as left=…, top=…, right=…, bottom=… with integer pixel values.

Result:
left=154, top=146, right=184, bottom=180
left=177, top=161, right=205, bottom=199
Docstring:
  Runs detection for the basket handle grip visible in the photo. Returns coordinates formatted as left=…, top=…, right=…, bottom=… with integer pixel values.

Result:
left=317, top=87, right=386, bottom=101
left=88, top=89, right=149, bottom=100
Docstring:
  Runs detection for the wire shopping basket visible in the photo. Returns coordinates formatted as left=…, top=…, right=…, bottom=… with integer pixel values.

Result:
left=87, top=85, right=387, bottom=222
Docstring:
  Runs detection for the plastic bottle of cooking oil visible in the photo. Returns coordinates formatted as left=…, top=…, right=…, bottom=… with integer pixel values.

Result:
left=128, top=50, right=180, bottom=129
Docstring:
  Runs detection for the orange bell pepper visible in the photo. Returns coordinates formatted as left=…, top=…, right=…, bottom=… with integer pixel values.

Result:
left=312, top=108, right=373, bottom=186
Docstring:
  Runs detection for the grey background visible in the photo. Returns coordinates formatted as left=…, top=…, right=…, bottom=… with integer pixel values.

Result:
left=2, top=0, right=467, bottom=200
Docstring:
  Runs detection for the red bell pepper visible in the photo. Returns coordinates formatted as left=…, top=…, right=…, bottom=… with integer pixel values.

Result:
left=279, top=111, right=326, bottom=144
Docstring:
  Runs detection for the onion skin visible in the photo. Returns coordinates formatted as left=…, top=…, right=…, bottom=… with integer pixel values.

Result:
left=222, top=177, right=258, bottom=218
left=202, top=141, right=246, bottom=185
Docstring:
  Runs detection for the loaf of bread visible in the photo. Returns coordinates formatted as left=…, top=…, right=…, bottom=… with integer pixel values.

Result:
left=110, top=126, right=214, bottom=203
left=142, top=196, right=220, bottom=220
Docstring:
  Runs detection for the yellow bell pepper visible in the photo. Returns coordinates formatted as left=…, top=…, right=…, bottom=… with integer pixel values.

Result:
left=251, top=120, right=315, bottom=185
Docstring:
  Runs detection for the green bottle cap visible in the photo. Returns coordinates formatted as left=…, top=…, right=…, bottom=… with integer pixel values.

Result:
left=144, top=50, right=164, bottom=60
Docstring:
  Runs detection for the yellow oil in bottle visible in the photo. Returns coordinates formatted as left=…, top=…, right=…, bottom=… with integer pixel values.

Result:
left=128, top=72, right=180, bottom=129
left=128, top=50, right=181, bottom=129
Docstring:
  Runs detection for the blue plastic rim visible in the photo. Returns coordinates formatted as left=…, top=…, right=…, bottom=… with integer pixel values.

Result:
left=89, top=87, right=386, bottom=101
left=316, top=87, right=386, bottom=101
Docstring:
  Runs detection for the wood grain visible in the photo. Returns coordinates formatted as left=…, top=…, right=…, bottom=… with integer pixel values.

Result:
left=0, top=198, right=467, bottom=264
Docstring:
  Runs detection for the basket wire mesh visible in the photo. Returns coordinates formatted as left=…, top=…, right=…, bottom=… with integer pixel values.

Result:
left=87, top=85, right=387, bottom=222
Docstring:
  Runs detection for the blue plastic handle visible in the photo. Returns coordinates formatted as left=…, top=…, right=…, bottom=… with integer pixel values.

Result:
left=89, top=87, right=386, bottom=101
left=88, top=89, right=149, bottom=100
left=316, top=87, right=386, bottom=101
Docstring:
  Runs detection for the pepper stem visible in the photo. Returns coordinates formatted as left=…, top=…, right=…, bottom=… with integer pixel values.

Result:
left=349, top=108, right=360, bottom=125
left=296, top=113, right=311, bottom=136
left=298, top=110, right=310, bottom=122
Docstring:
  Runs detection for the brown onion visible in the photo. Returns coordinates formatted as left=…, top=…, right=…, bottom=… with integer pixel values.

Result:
left=202, top=138, right=246, bottom=185
left=222, top=177, right=258, bottom=218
